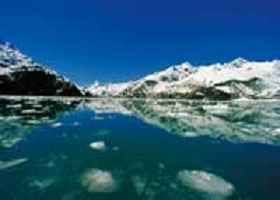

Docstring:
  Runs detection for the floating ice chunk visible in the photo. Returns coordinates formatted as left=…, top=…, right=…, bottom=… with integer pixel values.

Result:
left=21, top=109, right=37, bottom=114
left=81, top=168, right=120, bottom=193
left=6, top=104, right=22, bottom=108
left=177, top=170, right=234, bottom=198
left=0, top=158, right=28, bottom=170
left=183, top=132, right=199, bottom=137
left=6, top=116, right=22, bottom=121
left=51, top=122, right=63, bottom=128
left=26, top=120, right=41, bottom=125
left=92, top=116, right=105, bottom=121
left=89, top=141, right=106, bottom=151
left=272, top=128, right=280, bottom=136
left=29, top=176, right=57, bottom=190
left=33, top=104, right=43, bottom=108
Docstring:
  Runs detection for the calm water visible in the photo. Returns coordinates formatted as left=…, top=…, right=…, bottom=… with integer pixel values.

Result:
left=0, top=97, right=280, bottom=200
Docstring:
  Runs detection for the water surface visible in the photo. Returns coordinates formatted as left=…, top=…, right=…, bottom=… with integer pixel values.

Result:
left=1, top=97, right=280, bottom=200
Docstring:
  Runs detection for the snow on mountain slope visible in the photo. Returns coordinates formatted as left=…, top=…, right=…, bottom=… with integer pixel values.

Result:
left=87, top=81, right=133, bottom=97
left=0, top=41, right=35, bottom=68
left=0, top=40, right=84, bottom=96
left=87, top=62, right=194, bottom=97
left=178, top=58, right=278, bottom=88
left=165, top=58, right=280, bottom=99
left=87, top=58, right=280, bottom=99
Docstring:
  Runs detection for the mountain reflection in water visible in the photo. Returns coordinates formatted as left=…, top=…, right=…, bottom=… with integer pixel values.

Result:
left=0, top=97, right=81, bottom=148
left=87, top=99, right=280, bottom=146
left=0, top=97, right=280, bottom=200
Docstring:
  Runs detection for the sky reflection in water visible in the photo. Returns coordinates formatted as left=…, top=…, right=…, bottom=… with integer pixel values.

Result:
left=0, top=97, right=280, bottom=200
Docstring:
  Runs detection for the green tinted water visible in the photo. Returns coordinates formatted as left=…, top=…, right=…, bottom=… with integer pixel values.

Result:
left=1, top=97, right=280, bottom=200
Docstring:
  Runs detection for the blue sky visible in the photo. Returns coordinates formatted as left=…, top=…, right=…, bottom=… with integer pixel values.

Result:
left=0, top=0, right=279, bottom=85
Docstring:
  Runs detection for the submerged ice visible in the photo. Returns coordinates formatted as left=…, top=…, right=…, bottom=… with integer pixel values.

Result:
left=80, top=168, right=120, bottom=193
left=177, top=170, right=234, bottom=199
left=1, top=97, right=280, bottom=199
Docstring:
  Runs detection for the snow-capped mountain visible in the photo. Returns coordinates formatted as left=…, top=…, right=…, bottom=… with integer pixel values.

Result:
left=0, top=40, right=83, bottom=96
left=87, top=58, right=280, bottom=100
left=87, top=81, right=133, bottom=97
left=0, top=41, right=35, bottom=68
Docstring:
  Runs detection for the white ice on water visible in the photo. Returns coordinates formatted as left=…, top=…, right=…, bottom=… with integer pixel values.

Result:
left=80, top=168, right=120, bottom=193
left=0, top=158, right=28, bottom=170
left=177, top=170, right=234, bottom=199
left=89, top=141, right=106, bottom=151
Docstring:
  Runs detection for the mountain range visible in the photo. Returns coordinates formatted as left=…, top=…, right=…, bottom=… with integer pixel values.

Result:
left=87, top=58, right=280, bottom=100
left=1, top=40, right=280, bottom=100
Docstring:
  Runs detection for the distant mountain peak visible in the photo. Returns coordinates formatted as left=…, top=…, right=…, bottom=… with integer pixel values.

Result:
left=0, top=39, right=35, bottom=67
left=0, top=39, right=16, bottom=50
left=229, top=57, right=248, bottom=67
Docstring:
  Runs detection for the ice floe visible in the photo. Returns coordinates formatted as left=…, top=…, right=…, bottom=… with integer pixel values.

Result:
left=177, top=170, right=234, bottom=199
left=51, top=122, right=63, bottom=128
left=80, top=168, right=120, bottom=193
left=0, top=158, right=28, bottom=170
left=89, top=141, right=106, bottom=151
